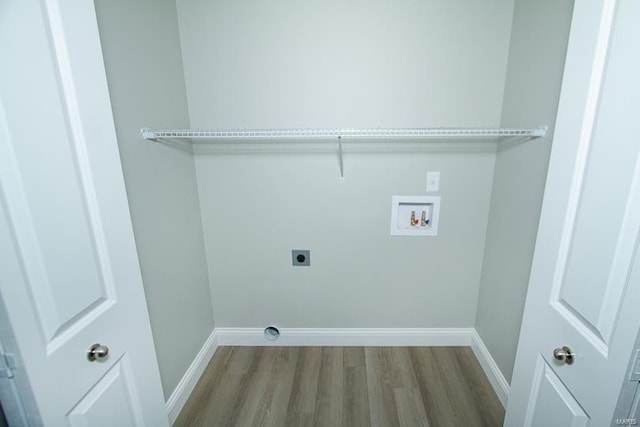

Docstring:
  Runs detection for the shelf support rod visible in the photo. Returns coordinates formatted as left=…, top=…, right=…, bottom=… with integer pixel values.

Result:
left=337, top=136, right=345, bottom=183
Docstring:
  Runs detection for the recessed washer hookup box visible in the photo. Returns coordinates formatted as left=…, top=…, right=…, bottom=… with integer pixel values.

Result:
left=390, top=196, right=441, bottom=237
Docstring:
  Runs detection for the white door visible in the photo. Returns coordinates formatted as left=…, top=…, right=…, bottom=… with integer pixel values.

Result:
left=0, top=0, right=168, bottom=425
left=505, top=0, right=640, bottom=425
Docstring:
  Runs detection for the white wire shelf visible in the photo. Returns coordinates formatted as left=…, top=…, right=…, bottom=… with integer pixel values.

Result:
left=140, top=126, right=547, bottom=182
left=141, top=127, right=546, bottom=141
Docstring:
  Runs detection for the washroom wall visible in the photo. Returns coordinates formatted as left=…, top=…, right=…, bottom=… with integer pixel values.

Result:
left=95, top=0, right=215, bottom=399
left=176, top=0, right=515, bottom=328
left=475, top=0, right=574, bottom=383
left=194, top=151, right=496, bottom=328
left=176, top=0, right=515, bottom=129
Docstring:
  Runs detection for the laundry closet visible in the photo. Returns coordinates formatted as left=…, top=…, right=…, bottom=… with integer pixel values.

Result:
left=92, top=0, right=573, bottom=412
left=17, top=0, right=638, bottom=424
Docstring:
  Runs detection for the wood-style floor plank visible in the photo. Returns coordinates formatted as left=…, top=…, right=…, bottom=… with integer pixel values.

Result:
left=313, top=347, right=344, bottom=426
left=394, top=387, right=430, bottom=427
left=365, top=347, right=400, bottom=427
left=430, top=347, right=488, bottom=427
left=173, top=346, right=505, bottom=427
left=285, top=346, right=321, bottom=425
left=409, top=347, right=460, bottom=426
left=344, top=364, right=370, bottom=426
left=454, top=347, right=506, bottom=427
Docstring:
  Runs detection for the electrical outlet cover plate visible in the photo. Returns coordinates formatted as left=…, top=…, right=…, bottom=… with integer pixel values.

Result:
left=292, top=250, right=310, bottom=266
left=426, top=171, right=440, bottom=192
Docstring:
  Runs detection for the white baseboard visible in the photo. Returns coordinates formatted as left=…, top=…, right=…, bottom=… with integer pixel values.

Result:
left=215, top=327, right=475, bottom=347
left=165, top=329, right=218, bottom=425
left=470, top=330, right=510, bottom=408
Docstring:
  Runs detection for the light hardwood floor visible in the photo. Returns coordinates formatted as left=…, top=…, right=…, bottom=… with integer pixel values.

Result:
left=174, top=346, right=504, bottom=427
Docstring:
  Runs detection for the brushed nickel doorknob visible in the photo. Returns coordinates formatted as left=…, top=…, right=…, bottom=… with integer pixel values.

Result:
left=87, top=343, right=109, bottom=362
left=553, top=346, right=574, bottom=365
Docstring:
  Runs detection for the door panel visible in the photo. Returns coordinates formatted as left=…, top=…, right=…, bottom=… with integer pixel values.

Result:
left=8, top=65, right=115, bottom=343
left=68, top=356, right=143, bottom=426
left=554, top=115, right=640, bottom=349
left=506, top=0, right=640, bottom=425
left=524, top=357, right=588, bottom=427
left=0, top=0, right=111, bottom=343
left=556, top=5, right=640, bottom=346
left=0, top=0, right=168, bottom=424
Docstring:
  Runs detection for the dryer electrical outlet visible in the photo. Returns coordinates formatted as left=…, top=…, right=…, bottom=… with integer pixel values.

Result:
left=292, top=250, right=310, bottom=266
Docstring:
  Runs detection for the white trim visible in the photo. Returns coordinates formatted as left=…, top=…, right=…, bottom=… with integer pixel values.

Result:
left=470, top=330, right=510, bottom=408
left=166, top=330, right=218, bottom=425
left=215, top=327, right=474, bottom=347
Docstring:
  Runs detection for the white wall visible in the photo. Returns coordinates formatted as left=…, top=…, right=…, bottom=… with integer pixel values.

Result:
left=94, top=0, right=214, bottom=399
left=177, top=0, right=516, bottom=329
left=176, top=0, right=514, bottom=129
left=475, top=0, right=574, bottom=383
left=195, top=149, right=495, bottom=327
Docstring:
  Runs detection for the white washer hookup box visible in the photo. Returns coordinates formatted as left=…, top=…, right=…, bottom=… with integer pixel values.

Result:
left=390, top=196, right=441, bottom=236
